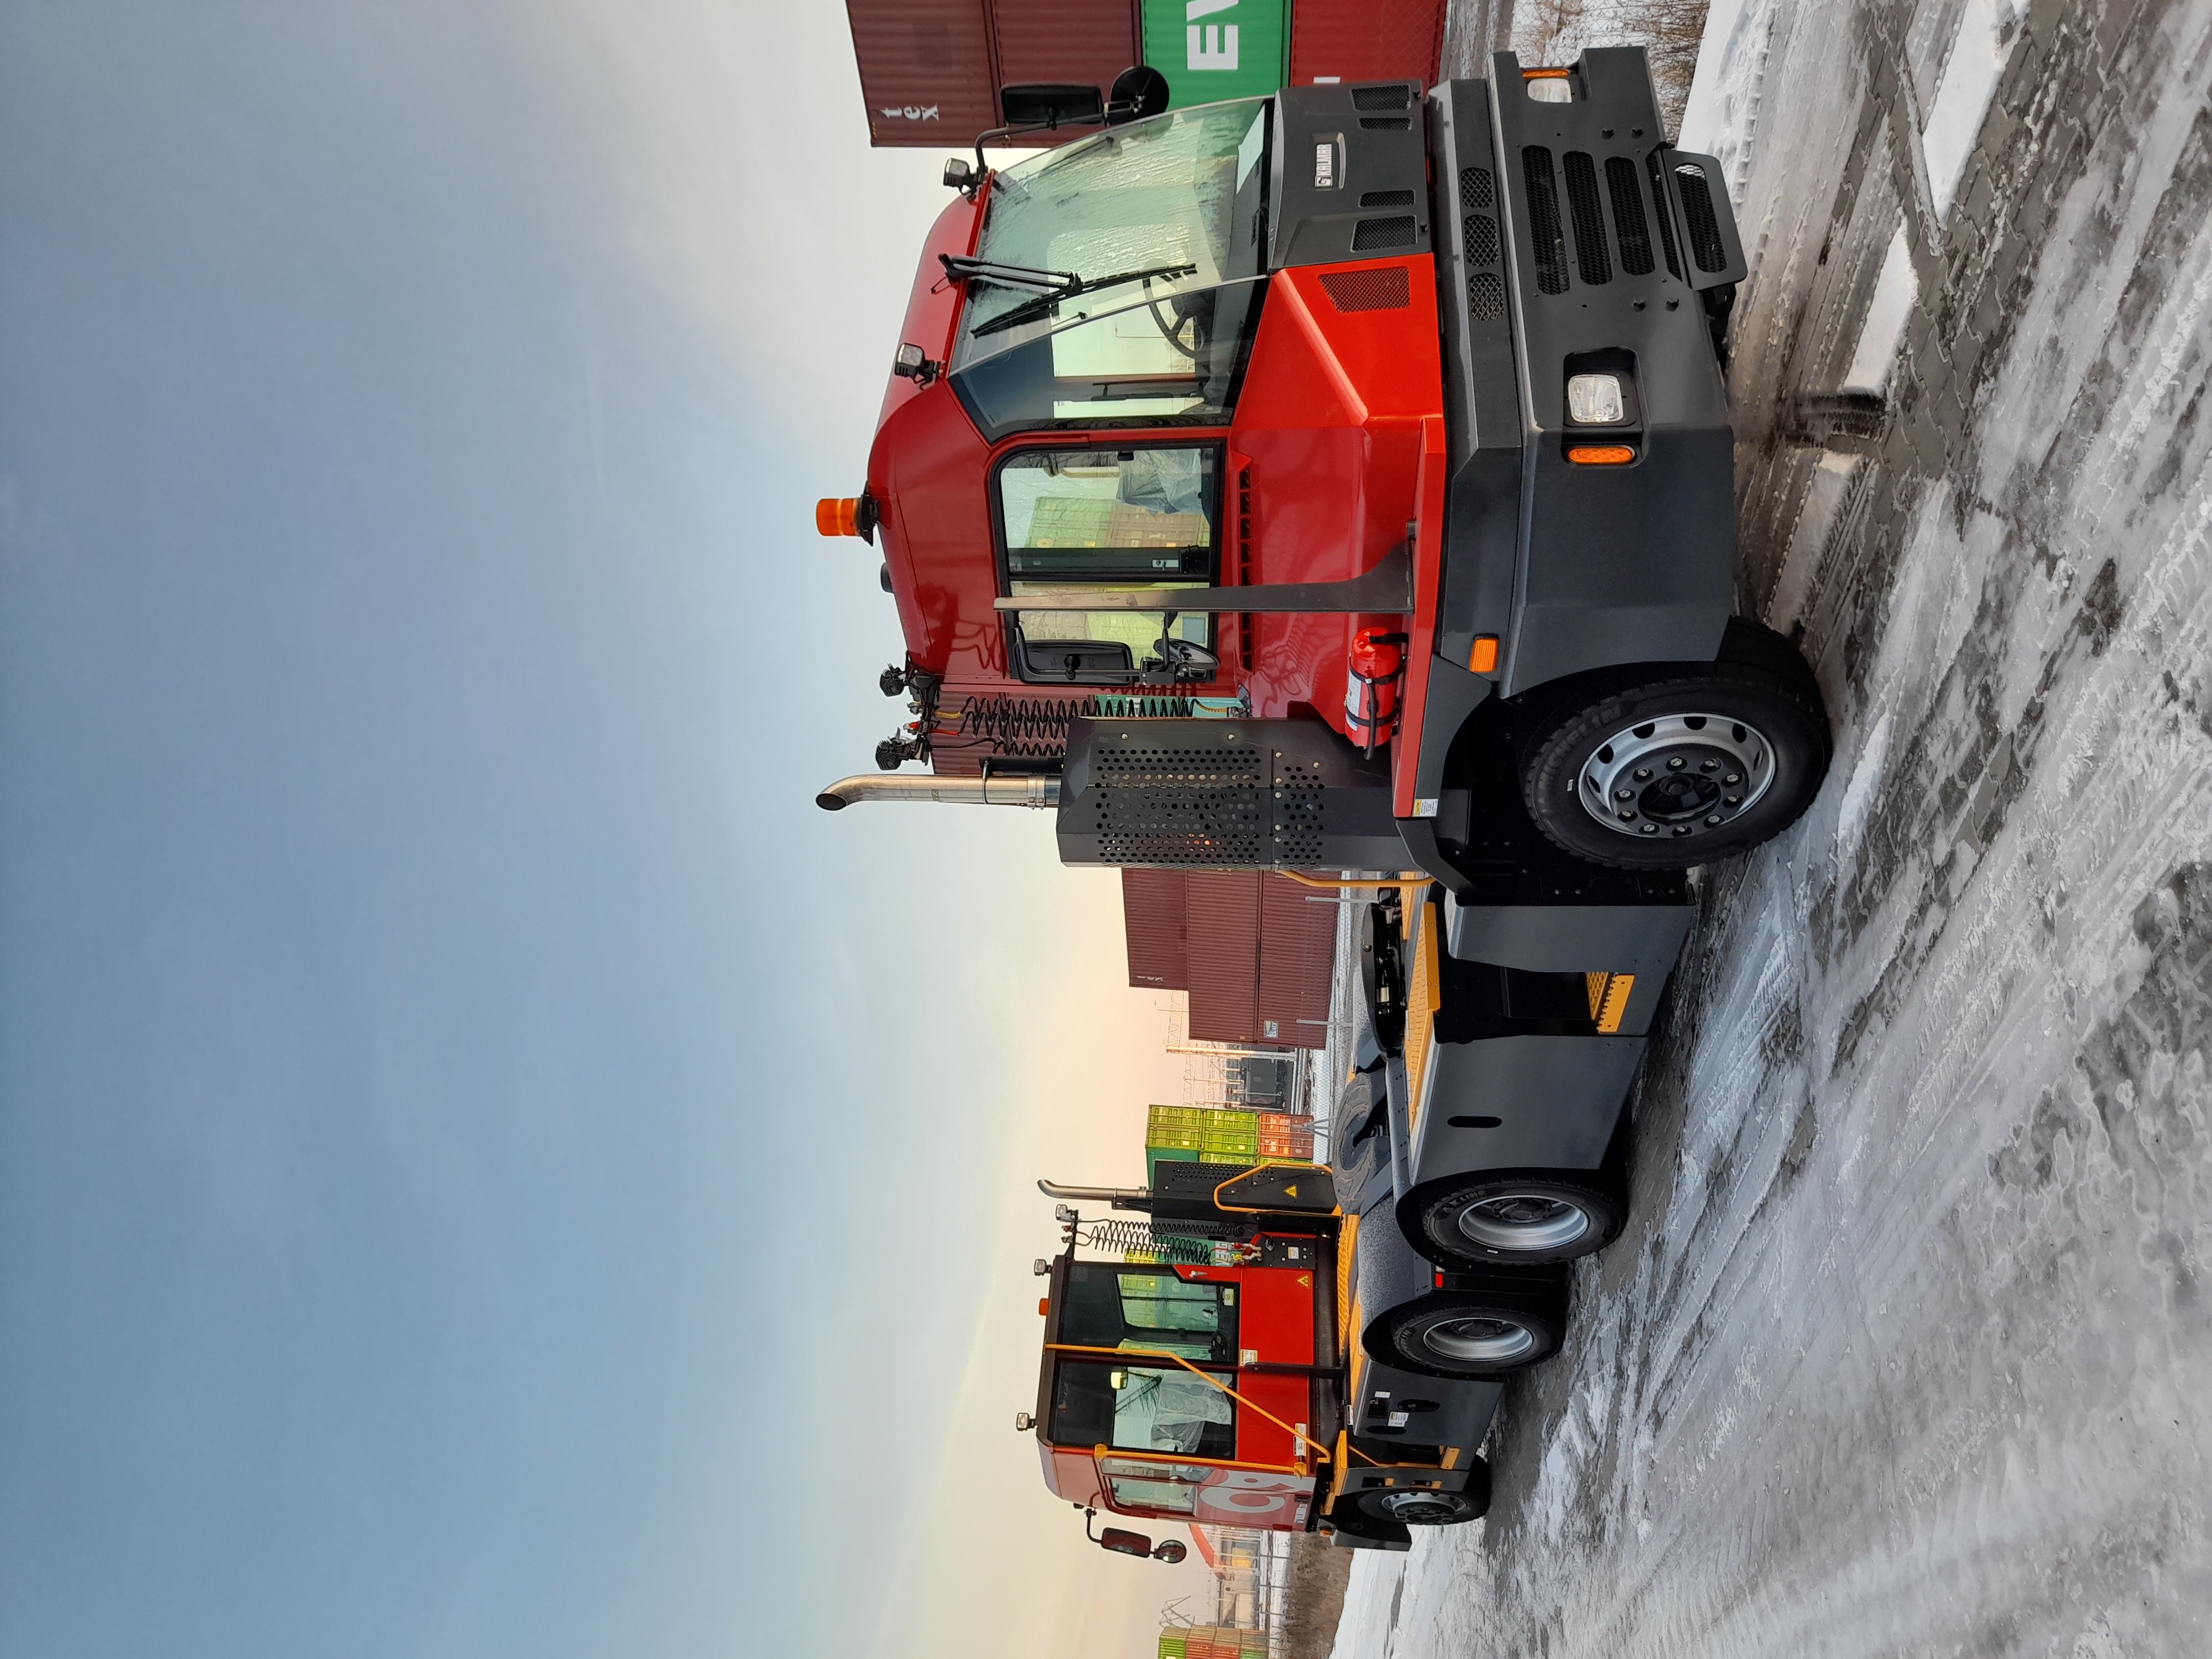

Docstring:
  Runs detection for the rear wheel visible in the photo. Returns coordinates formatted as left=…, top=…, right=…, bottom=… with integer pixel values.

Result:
left=1408, top=1172, right=1624, bottom=1267
left=1374, top=1292, right=1563, bottom=1379
left=1517, top=628, right=1829, bottom=870
left=1355, top=1461, right=1491, bottom=1527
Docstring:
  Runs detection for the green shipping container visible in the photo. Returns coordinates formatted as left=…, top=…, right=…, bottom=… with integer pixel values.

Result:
left=1141, top=0, right=1288, bottom=108
left=1158, top=1636, right=1187, bottom=1659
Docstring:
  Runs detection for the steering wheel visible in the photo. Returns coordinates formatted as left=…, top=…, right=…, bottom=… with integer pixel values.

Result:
left=1143, top=278, right=1206, bottom=362
left=1159, top=637, right=1220, bottom=675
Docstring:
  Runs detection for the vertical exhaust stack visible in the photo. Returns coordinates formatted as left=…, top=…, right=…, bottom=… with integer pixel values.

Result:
left=814, top=774, right=1061, bottom=811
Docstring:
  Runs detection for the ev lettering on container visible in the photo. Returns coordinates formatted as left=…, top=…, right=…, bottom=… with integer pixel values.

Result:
left=1187, top=0, right=1238, bottom=71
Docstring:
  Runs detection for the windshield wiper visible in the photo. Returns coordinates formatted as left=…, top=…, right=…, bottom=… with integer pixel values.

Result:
left=964, top=260, right=1199, bottom=338
left=938, top=254, right=1079, bottom=295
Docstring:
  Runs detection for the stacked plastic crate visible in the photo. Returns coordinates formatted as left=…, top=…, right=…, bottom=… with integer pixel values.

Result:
left=1157, top=1629, right=1268, bottom=1659
left=1256, top=1111, right=1314, bottom=1161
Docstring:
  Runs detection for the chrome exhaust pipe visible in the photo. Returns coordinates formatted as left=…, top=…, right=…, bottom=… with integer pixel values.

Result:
left=815, top=773, right=1061, bottom=811
left=1038, top=1178, right=1151, bottom=1204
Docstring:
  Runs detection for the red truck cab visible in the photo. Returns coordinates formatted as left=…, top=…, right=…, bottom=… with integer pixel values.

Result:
left=1034, top=1245, right=1333, bottom=1533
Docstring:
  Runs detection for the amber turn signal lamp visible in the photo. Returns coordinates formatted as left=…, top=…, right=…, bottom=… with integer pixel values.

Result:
left=1038, top=1297, right=1050, bottom=1316
left=1566, top=445, right=1636, bottom=465
left=1467, top=635, right=1500, bottom=674
left=1522, top=66, right=1570, bottom=79
left=816, top=497, right=861, bottom=537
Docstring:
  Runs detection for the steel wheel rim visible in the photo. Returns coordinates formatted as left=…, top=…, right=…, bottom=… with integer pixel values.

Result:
left=1457, top=1193, right=1592, bottom=1252
left=1421, top=1315, right=1536, bottom=1364
left=1378, top=1490, right=1463, bottom=1524
left=1578, top=712, right=1776, bottom=841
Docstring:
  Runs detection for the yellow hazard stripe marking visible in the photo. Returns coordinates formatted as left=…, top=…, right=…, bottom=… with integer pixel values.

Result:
left=1586, top=971, right=1635, bottom=1034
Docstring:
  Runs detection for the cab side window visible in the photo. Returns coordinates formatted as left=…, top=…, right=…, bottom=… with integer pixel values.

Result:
left=996, top=447, right=1222, bottom=685
left=1058, top=1261, right=1237, bottom=1364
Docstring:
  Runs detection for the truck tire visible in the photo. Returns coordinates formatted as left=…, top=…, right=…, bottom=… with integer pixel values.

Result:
left=1355, top=1461, right=1491, bottom=1527
left=1517, top=632, right=1830, bottom=870
left=1404, top=1171, right=1624, bottom=1268
left=1371, top=1292, right=1563, bottom=1379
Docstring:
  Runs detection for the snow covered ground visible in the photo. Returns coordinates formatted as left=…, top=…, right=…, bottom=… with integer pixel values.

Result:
left=1338, top=2, right=2212, bottom=1654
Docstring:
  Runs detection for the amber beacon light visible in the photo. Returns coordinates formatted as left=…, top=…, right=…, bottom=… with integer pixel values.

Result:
left=816, top=497, right=862, bottom=536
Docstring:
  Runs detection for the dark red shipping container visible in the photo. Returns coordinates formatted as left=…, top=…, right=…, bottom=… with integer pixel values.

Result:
left=989, top=0, right=1139, bottom=92
left=1121, top=868, right=1188, bottom=989
left=846, top=0, right=1144, bottom=149
left=1257, top=871, right=1336, bottom=1044
left=1185, top=872, right=1262, bottom=1047
left=1287, top=0, right=1446, bottom=88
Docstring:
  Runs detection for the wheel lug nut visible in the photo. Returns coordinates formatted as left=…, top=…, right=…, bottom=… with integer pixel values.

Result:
left=1705, top=813, right=1721, bottom=825
left=1615, top=787, right=1633, bottom=800
left=1618, top=810, right=1635, bottom=821
left=1667, top=757, right=1686, bottom=770
left=1639, top=823, right=1657, bottom=834
left=1724, top=794, right=1740, bottom=806
left=1633, top=767, right=1652, bottom=780
left=1724, top=773, right=1740, bottom=784
left=1702, top=758, right=1719, bottom=771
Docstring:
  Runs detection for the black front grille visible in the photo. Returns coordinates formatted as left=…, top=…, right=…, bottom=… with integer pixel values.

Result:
left=1522, top=147, right=1569, bottom=295
left=1469, top=272, right=1506, bottom=320
left=1674, top=163, right=1729, bottom=271
left=1359, top=189, right=1415, bottom=207
left=1350, top=215, right=1417, bottom=251
left=1358, top=116, right=1411, bottom=131
left=1352, top=83, right=1411, bottom=111
left=1464, top=212, right=1498, bottom=268
left=1563, top=151, right=1611, bottom=285
left=1605, top=155, right=1654, bottom=275
left=1459, top=166, right=1494, bottom=212
left=1648, top=152, right=1682, bottom=276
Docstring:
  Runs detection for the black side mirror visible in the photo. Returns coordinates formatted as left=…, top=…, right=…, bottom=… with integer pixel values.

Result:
left=1098, top=1526, right=1154, bottom=1558
left=999, top=83, right=1105, bottom=129
left=1107, top=66, right=1171, bottom=124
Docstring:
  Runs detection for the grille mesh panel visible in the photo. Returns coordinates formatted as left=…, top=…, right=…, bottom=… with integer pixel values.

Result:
left=1352, top=83, right=1411, bottom=110
left=1469, top=272, right=1506, bottom=320
left=1605, top=155, right=1654, bottom=274
left=1647, top=152, right=1683, bottom=277
left=1459, top=166, right=1493, bottom=211
left=1319, top=266, right=1411, bottom=312
left=1563, top=151, right=1611, bottom=285
left=1464, top=212, right=1498, bottom=268
left=1522, top=147, right=1569, bottom=295
left=1359, top=189, right=1415, bottom=207
left=1675, top=164, right=1729, bottom=271
left=1350, top=215, right=1418, bottom=251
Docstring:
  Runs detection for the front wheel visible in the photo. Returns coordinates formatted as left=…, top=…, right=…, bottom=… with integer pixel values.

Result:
left=1518, top=647, right=1830, bottom=870
left=1373, top=1292, right=1563, bottom=1379
left=1355, top=1460, right=1491, bottom=1527
left=1406, top=1172, right=1624, bottom=1267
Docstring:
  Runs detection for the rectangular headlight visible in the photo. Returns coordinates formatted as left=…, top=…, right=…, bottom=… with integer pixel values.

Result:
left=1567, top=373, right=1626, bottom=424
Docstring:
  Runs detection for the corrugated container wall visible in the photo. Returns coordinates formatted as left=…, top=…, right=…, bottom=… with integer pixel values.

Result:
left=1185, top=872, right=1261, bottom=1046
left=1122, top=868, right=1189, bottom=988
left=846, top=0, right=1000, bottom=148
left=847, top=0, right=1144, bottom=149
left=1257, top=872, right=1335, bottom=1044
left=1287, top=0, right=1446, bottom=87
left=991, top=0, right=1139, bottom=90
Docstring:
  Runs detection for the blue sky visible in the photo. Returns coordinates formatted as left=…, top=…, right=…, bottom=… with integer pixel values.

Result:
left=0, top=4, right=1198, bottom=1654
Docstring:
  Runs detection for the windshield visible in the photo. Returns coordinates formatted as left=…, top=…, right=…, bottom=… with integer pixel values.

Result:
left=954, top=100, right=1271, bottom=365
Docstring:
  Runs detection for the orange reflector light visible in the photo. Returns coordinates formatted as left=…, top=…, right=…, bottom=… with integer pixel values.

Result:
left=1468, top=635, right=1500, bottom=674
left=1522, top=66, right=1570, bottom=77
left=1567, top=445, right=1636, bottom=465
left=1038, top=1297, right=1050, bottom=1316
left=815, top=497, right=860, bottom=537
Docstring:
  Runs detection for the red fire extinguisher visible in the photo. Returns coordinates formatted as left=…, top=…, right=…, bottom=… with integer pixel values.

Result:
left=1344, top=628, right=1408, bottom=755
